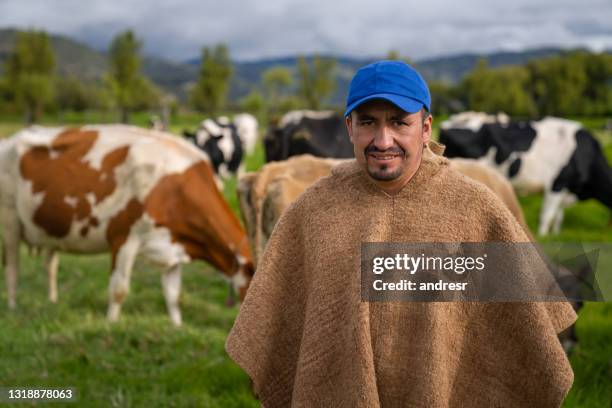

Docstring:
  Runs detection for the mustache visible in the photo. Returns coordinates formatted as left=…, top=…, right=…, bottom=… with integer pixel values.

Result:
left=365, top=145, right=405, bottom=155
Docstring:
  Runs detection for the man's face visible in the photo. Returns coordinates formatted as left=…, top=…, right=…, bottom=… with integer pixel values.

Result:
left=346, top=99, right=432, bottom=191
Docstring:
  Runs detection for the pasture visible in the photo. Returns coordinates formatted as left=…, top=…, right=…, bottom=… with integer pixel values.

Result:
left=0, top=114, right=611, bottom=407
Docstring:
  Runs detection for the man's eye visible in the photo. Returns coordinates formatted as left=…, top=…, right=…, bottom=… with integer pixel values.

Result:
left=360, top=121, right=373, bottom=126
left=393, top=120, right=407, bottom=126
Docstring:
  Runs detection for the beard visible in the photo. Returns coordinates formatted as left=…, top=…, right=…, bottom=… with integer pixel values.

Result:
left=368, top=164, right=405, bottom=181
left=364, top=145, right=407, bottom=181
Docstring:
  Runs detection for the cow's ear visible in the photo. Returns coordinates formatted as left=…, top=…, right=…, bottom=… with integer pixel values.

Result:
left=183, top=130, right=195, bottom=138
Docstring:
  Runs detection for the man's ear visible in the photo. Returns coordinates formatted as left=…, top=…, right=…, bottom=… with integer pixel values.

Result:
left=345, top=115, right=354, bottom=143
left=422, top=114, right=432, bottom=144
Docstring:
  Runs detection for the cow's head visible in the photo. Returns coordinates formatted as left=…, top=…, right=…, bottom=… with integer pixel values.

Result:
left=185, top=127, right=226, bottom=172
left=193, top=119, right=239, bottom=177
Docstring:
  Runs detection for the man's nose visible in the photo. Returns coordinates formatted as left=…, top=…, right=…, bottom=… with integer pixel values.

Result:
left=373, top=125, right=394, bottom=150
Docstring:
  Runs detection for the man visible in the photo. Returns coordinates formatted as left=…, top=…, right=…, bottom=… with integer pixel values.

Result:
left=226, top=61, right=576, bottom=407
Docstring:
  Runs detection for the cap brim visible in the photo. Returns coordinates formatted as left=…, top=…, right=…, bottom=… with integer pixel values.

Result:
left=344, top=93, right=425, bottom=117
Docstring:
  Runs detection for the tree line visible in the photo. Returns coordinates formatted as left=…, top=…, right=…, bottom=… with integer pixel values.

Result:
left=430, top=51, right=612, bottom=117
left=0, top=30, right=159, bottom=123
left=1, top=28, right=610, bottom=125
left=0, top=29, right=339, bottom=124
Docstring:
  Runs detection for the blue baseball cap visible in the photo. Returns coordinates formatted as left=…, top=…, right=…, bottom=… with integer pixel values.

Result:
left=344, top=60, right=431, bottom=117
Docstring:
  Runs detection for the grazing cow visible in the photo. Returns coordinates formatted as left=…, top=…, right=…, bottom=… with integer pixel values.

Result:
left=233, top=113, right=259, bottom=156
left=237, top=150, right=530, bottom=268
left=237, top=155, right=346, bottom=264
left=183, top=117, right=244, bottom=182
left=0, top=125, right=254, bottom=326
left=440, top=115, right=612, bottom=235
left=265, top=110, right=354, bottom=162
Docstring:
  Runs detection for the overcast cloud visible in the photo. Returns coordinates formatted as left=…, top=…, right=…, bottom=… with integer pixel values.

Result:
left=0, top=0, right=611, bottom=62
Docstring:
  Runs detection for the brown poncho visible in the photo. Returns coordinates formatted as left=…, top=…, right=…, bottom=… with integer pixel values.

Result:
left=226, top=146, right=576, bottom=407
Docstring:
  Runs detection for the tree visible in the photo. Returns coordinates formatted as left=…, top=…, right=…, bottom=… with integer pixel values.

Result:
left=0, top=79, right=11, bottom=113
left=461, top=59, right=536, bottom=117
left=190, top=44, right=232, bottom=114
left=428, top=80, right=462, bottom=115
left=297, top=56, right=336, bottom=110
left=4, top=30, right=56, bottom=124
left=55, top=76, right=113, bottom=112
left=527, top=51, right=612, bottom=116
left=106, top=30, right=158, bottom=123
left=581, top=52, right=612, bottom=115
left=240, top=90, right=265, bottom=117
left=262, top=66, right=293, bottom=114
left=130, top=77, right=162, bottom=111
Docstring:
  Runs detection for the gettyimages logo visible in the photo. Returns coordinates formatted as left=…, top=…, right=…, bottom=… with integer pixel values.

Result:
left=371, top=253, right=487, bottom=275
left=361, top=242, right=609, bottom=302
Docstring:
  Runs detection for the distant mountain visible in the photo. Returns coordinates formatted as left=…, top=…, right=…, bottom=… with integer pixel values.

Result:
left=140, top=56, right=197, bottom=100
left=415, top=48, right=573, bottom=83
left=0, top=28, right=197, bottom=99
left=0, top=28, right=107, bottom=80
left=223, top=50, right=569, bottom=105
left=0, top=28, right=604, bottom=105
left=226, top=55, right=375, bottom=104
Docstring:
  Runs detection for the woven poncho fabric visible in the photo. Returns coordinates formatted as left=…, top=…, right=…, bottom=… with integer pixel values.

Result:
left=226, top=145, right=576, bottom=408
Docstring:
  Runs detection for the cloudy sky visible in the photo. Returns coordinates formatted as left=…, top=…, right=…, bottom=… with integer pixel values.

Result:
left=1, top=0, right=611, bottom=62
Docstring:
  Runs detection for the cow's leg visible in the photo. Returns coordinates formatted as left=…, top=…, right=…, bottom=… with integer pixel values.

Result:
left=552, top=205, right=565, bottom=235
left=161, top=264, right=182, bottom=326
left=2, top=208, right=21, bottom=309
left=45, top=249, right=59, bottom=303
left=555, top=192, right=578, bottom=234
left=539, top=191, right=565, bottom=235
left=107, top=238, right=139, bottom=322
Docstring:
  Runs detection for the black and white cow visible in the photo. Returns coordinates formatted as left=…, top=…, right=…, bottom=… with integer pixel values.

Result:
left=183, top=117, right=244, bottom=182
left=265, top=110, right=354, bottom=162
left=440, top=114, right=612, bottom=235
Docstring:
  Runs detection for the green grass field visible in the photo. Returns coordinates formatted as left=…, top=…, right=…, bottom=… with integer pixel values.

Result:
left=0, top=115, right=611, bottom=407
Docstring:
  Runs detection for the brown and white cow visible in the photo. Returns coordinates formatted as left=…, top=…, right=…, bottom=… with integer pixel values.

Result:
left=237, top=151, right=530, bottom=268
left=237, top=154, right=346, bottom=265
left=0, top=125, right=253, bottom=326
